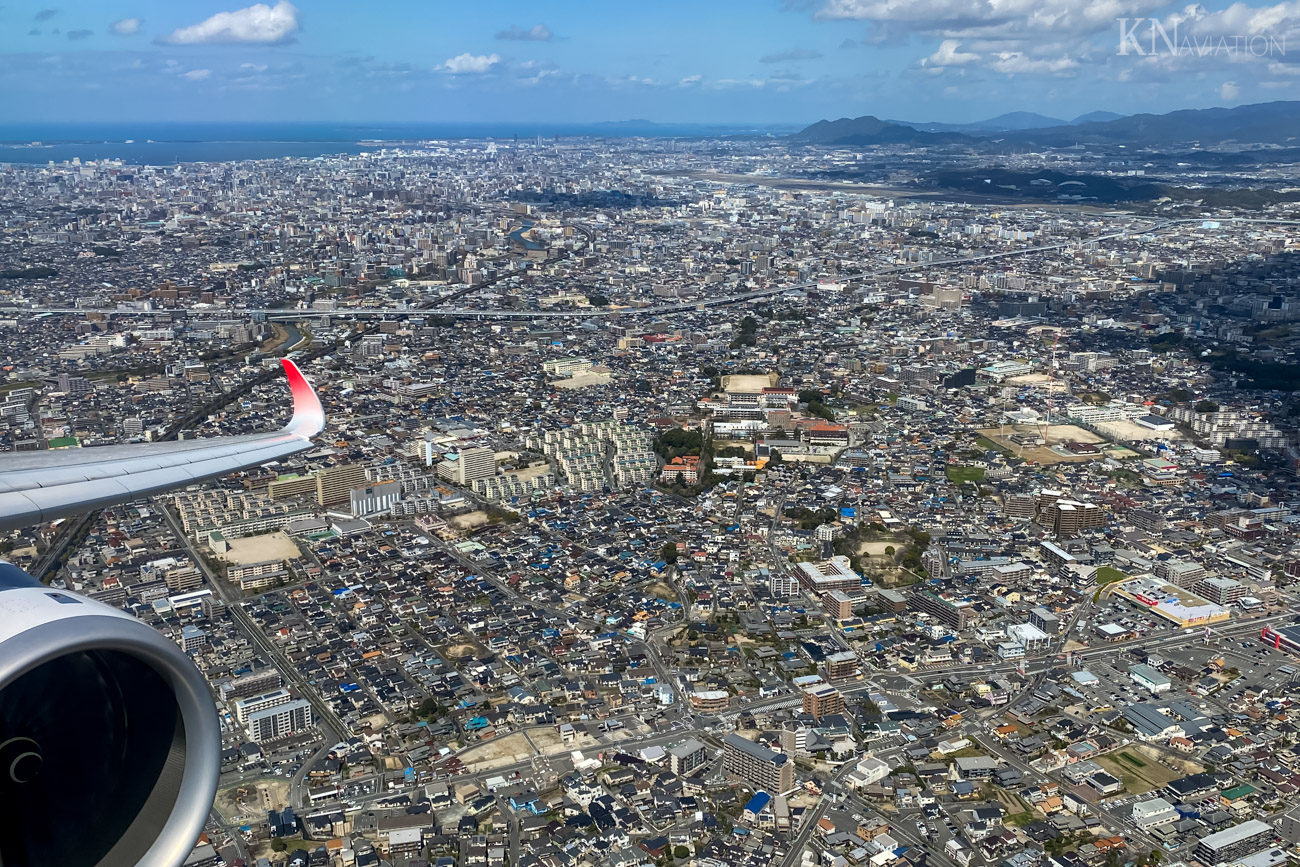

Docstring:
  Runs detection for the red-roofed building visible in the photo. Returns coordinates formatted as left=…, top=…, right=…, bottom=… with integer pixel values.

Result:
left=661, top=455, right=701, bottom=485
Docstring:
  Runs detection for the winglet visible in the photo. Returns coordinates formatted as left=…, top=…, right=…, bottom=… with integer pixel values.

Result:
left=280, top=358, right=326, bottom=439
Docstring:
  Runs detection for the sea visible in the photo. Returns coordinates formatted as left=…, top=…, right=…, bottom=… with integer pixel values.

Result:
left=0, top=121, right=789, bottom=166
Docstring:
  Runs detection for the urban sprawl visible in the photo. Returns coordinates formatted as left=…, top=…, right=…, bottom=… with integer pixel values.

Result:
left=2, top=137, right=1300, bottom=867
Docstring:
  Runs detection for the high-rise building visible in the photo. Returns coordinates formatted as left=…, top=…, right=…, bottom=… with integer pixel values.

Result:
left=770, top=570, right=798, bottom=598
left=795, top=556, right=861, bottom=594
left=350, top=480, right=402, bottom=517
left=824, top=650, right=860, bottom=681
left=234, top=688, right=293, bottom=726
left=723, top=733, right=794, bottom=793
left=669, top=739, right=708, bottom=776
left=802, top=683, right=845, bottom=719
left=315, top=464, right=368, bottom=506
left=436, top=446, right=496, bottom=485
left=267, top=473, right=316, bottom=501
left=910, top=588, right=975, bottom=628
left=248, top=699, right=313, bottom=743
left=267, top=463, right=371, bottom=506
left=1195, top=576, right=1246, bottom=606
left=1029, top=606, right=1062, bottom=634
left=219, top=669, right=284, bottom=703
left=56, top=372, right=91, bottom=395
left=1036, top=494, right=1106, bottom=538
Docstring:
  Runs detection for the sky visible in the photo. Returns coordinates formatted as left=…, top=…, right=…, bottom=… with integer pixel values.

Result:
left=2, top=0, right=1298, bottom=126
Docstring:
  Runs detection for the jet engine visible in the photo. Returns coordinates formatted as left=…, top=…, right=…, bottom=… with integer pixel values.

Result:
left=0, top=561, right=219, bottom=867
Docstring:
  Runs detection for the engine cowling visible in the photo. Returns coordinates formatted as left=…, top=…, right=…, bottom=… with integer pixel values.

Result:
left=0, top=561, right=219, bottom=867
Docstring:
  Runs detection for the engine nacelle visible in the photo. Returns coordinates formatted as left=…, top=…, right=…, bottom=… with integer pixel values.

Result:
left=0, top=562, right=219, bottom=866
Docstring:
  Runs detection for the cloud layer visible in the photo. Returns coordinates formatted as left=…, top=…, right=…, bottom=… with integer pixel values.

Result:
left=438, top=52, right=500, bottom=74
left=110, top=18, right=142, bottom=36
left=495, top=24, right=555, bottom=41
left=760, top=48, right=823, bottom=63
left=161, top=0, right=300, bottom=45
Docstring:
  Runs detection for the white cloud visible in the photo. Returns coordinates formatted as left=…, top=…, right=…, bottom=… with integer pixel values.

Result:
left=517, top=63, right=560, bottom=85
left=1139, top=2, right=1300, bottom=53
left=241, top=62, right=268, bottom=72
left=679, top=74, right=702, bottom=86
left=989, top=51, right=1079, bottom=73
left=815, top=0, right=1167, bottom=34
left=182, top=68, right=211, bottom=80
left=161, top=0, right=299, bottom=45
left=495, top=24, right=554, bottom=41
left=1220, top=79, right=1240, bottom=98
left=110, top=17, right=141, bottom=35
left=923, top=39, right=979, bottom=66
left=813, top=0, right=1168, bottom=62
left=437, top=52, right=500, bottom=74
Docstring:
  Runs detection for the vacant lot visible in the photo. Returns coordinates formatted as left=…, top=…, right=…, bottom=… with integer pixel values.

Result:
left=450, top=510, right=491, bottom=531
left=553, top=371, right=612, bottom=389
left=460, top=733, right=536, bottom=771
left=1096, top=749, right=1183, bottom=794
left=722, top=373, right=777, bottom=393
left=217, top=531, right=300, bottom=565
left=215, top=779, right=289, bottom=824
left=946, top=465, right=986, bottom=485
left=1005, top=373, right=1068, bottom=391
left=1097, top=566, right=1129, bottom=584
left=977, top=425, right=1105, bottom=465
left=1093, top=419, right=1186, bottom=443
left=857, top=541, right=895, bottom=558
left=530, top=726, right=601, bottom=755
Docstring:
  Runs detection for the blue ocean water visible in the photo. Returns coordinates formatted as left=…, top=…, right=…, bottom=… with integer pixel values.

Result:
left=0, top=121, right=786, bottom=165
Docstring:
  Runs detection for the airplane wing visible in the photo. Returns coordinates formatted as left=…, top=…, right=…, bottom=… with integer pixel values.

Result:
left=0, top=359, right=325, bottom=533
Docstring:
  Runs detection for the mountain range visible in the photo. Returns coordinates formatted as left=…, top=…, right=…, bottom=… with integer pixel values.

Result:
left=883, top=111, right=1123, bottom=133
left=792, top=101, right=1300, bottom=147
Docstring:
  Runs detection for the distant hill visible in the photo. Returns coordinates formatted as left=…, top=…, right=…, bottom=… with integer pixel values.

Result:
left=1071, top=110, right=1124, bottom=124
left=789, top=115, right=972, bottom=146
left=886, top=111, right=1067, bottom=133
left=1010, top=101, right=1300, bottom=146
left=798, top=101, right=1300, bottom=148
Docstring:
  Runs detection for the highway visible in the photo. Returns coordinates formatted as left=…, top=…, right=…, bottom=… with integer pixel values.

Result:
left=0, top=214, right=1208, bottom=323
left=12, top=216, right=1300, bottom=323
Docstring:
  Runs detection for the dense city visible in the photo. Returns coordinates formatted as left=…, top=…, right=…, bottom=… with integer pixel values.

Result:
left=2, top=133, right=1300, bottom=867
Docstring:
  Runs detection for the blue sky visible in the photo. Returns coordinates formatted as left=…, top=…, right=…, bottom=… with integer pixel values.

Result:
left=2, top=0, right=1296, bottom=125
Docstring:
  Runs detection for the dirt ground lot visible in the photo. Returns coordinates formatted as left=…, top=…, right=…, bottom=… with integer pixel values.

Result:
left=1092, top=419, right=1185, bottom=442
left=648, top=580, right=678, bottom=599
left=978, top=425, right=1108, bottom=465
left=215, top=779, right=290, bottom=824
left=216, top=531, right=300, bottom=565
left=857, top=541, right=896, bottom=558
left=450, top=511, right=491, bottom=531
left=553, top=371, right=613, bottom=389
left=460, top=733, right=536, bottom=771
left=722, top=373, right=778, bottom=393
left=528, top=725, right=628, bottom=755
left=1004, top=374, right=1068, bottom=391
